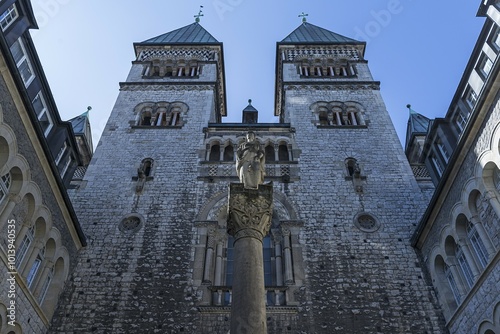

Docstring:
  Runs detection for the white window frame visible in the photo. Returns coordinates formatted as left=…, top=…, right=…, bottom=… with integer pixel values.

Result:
left=493, top=26, right=500, bottom=50
left=432, top=154, right=445, bottom=176
left=456, top=108, right=470, bottom=133
left=465, top=87, right=478, bottom=110
left=480, top=56, right=493, bottom=77
left=32, top=92, right=53, bottom=137
left=0, top=3, right=18, bottom=31
left=55, top=142, right=68, bottom=165
left=437, top=140, right=451, bottom=162
left=10, top=38, right=35, bottom=87
left=60, top=154, right=73, bottom=178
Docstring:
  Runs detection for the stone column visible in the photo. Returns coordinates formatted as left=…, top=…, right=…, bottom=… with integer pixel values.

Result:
left=227, top=183, right=273, bottom=334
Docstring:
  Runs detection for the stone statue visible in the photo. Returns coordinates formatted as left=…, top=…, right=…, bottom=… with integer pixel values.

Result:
left=236, top=131, right=265, bottom=189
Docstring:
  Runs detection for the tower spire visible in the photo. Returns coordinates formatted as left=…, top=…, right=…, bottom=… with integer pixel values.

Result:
left=194, top=5, right=204, bottom=22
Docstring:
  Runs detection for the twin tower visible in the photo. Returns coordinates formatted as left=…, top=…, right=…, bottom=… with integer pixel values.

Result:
left=50, top=20, right=446, bottom=333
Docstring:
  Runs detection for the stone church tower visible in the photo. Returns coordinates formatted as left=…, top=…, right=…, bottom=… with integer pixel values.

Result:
left=50, top=20, right=448, bottom=333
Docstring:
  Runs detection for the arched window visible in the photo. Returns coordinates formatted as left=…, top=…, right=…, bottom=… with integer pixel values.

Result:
left=332, top=107, right=343, bottom=125
left=140, top=108, right=152, bottom=126
left=155, top=107, right=168, bottom=126
left=38, top=266, right=53, bottom=304
left=456, top=244, right=474, bottom=288
left=16, top=225, right=34, bottom=267
left=165, top=66, right=173, bottom=77
left=318, top=110, right=329, bottom=126
left=152, top=65, right=160, bottom=76
left=444, top=263, right=461, bottom=305
left=139, top=158, right=153, bottom=178
left=27, top=246, right=44, bottom=288
left=169, top=109, right=180, bottom=126
left=467, top=221, right=489, bottom=268
left=345, top=158, right=358, bottom=177
left=223, top=145, right=234, bottom=161
left=278, top=144, right=289, bottom=161
left=346, top=107, right=359, bottom=126
left=265, top=144, right=275, bottom=162
left=209, top=144, right=220, bottom=162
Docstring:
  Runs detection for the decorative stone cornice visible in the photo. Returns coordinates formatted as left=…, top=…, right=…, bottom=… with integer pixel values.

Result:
left=137, top=48, right=218, bottom=62
left=227, top=183, right=273, bottom=242
left=282, top=46, right=361, bottom=62
left=284, top=82, right=380, bottom=91
left=119, top=82, right=214, bottom=91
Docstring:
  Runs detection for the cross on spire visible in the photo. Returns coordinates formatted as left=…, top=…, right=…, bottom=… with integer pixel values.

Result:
left=195, top=5, right=204, bottom=22
left=299, top=12, right=308, bottom=22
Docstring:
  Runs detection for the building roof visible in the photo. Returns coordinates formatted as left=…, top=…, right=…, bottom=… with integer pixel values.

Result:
left=242, top=99, right=258, bottom=113
left=68, top=110, right=89, bottom=135
left=407, top=106, right=431, bottom=134
left=405, top=105, right=431, bottom=152
left=140, top=22, right=219, bottom=44
left=281, top=22, right=361, bottom=44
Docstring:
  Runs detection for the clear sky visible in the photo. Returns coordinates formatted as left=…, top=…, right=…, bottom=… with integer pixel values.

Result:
left=30, top=0, right=484, bottom=148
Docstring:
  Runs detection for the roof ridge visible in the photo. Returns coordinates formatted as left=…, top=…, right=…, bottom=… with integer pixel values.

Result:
left=140, top=22, right=219, bottom=44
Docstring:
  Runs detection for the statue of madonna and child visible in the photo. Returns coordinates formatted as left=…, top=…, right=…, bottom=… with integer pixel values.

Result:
left=235, top=131, right=266, bottom=189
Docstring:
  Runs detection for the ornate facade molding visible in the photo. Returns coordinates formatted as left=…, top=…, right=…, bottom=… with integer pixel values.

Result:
left=282, top=46, right=361, bottom=62
left=284, top=83, right=380, bottom=91
left=137, top=48, right=218, bottom=62
left=119, top=83, right=214, bottom=91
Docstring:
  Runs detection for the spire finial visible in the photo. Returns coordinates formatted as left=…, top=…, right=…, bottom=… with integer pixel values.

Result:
left=248, top=99, right=252, bottom=105
left=406, top=104, right=416, bottom=115
left=299, top=12, right=308, bottom=22
left=195, top=5, right=204, bottom=22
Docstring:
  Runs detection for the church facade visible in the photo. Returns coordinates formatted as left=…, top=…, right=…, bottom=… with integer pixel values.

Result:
left=0, top=1, right=498, bottom=334
left=49, top=17, right=450, bottom=334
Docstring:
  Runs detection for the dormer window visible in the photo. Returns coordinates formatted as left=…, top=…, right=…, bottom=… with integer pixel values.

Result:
left=10, top=38, right=35, bottom=87
left=32, top=92, right=53, bottom=137
left=464, top=86, right=478, bottom=110
left=0, top=3, right=18, bottom=31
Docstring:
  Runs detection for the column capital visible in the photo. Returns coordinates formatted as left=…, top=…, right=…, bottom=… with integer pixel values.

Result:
left=227, top=183, right=273, bottom=242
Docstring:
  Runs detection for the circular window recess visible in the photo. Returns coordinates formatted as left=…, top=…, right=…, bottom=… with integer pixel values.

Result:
left=119, top=214, right=144, bottom=233
left=353, top=212, right=380, bottom=233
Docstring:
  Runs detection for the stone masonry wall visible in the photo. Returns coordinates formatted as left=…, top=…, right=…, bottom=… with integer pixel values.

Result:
left=278, top=85, right=448, bottom=333
left=0, top=72, right=80, bottom=333
left=420, top=97, right=500, bottom=334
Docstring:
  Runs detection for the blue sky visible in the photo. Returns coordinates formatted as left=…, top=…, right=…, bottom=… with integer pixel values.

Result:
left=30, top=0, right=484, bottom=148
